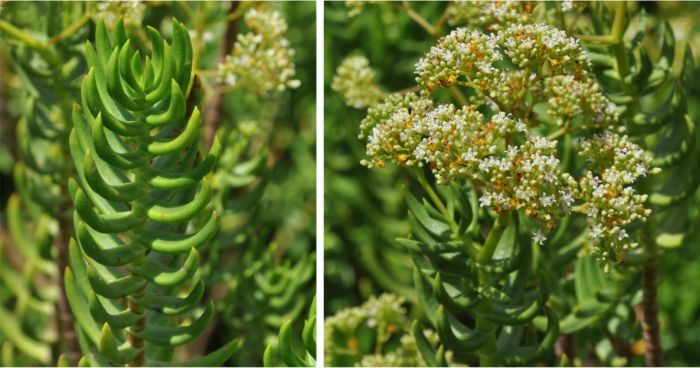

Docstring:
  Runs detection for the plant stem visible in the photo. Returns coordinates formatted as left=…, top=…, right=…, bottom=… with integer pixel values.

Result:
left=127, top=285, right=146, bottom=367
left=478, top=211, right=510, bottom=264
left=640, top=174, right=663, bottom=366
left=55, top=200, right=80, bottom=366
left=0, top=20, right=45, bottom=49
left=402, top=1, right=436, bottom=36
left=205, top=1, right=239, bottom=148
left=449, top=86, right=468, bottom=107
left=641, top=243, right=663, bottom=366
left=547, top=125, right=568, bottom=141
left=473, top=212, right=510, bottom=366
left=47, top=11, right=92, bottom=45
left=609, top=2, right=663, bottom=365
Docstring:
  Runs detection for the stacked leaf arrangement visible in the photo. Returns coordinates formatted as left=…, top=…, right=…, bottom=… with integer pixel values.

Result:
left=0, top=2, right=314, bottom=367
left=331, top=1, right=696, bottom=366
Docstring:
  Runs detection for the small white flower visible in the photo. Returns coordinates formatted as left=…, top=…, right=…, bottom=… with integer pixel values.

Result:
left=532, top=231, right=547, bottom=246
left=559, top=190, right=574, bottom=208
left=479, top=192, right=492, bottom=207
left=589, top=224, right=603, bottom=241
left=539, top=194, right=555, bottom=207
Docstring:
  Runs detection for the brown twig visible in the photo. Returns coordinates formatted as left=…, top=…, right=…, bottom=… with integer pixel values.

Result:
left=54, top=199, right=80, bottom=366
left=554, top=333, right=576, bottom=363
left=204, top=1, right=240, bottom=148
left=641, top=251, right=663, bottom=366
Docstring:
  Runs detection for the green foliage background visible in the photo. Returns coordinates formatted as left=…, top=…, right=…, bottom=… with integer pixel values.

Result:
left=324, top=1, right=700, bottom=366
left=0, top=1, right=315, bottom=366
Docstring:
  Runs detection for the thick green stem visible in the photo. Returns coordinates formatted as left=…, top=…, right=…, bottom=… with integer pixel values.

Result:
left=0, top=20, right=44, bottom=49
left=478, top=212, right=510, bottom=265
left=0, top=20, right=62, bottom=66
left=475, top=212, right=510, bottom=366
left=128, top=169, right=149, bottom=367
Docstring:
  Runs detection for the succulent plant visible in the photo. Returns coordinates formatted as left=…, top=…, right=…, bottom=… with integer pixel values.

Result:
left=63, top=18, right=237, bottom=366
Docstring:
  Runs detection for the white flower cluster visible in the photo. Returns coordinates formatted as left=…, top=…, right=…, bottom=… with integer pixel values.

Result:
left=446, top=1, right=536, bottom=31
left=189, top=30, right=215, bottom=45
left=360, top=98, right=651, bottom=256
left=415, top=23, right=617, bottom=126
left=497, top=23, right=590, bottom=75
left=332, top=56, right=384, bottom=109
left=359, top=333, right=437, bottom=367
left=415, top=28, right=502, bottom=91
left=361, top=92, right=434, bottom=168
left=217, top=8, right=300, bottom=93
left=324, top=294, right=409, bottom=366
left=477, top=69, right=536, bottom=114
left=95, top=1, right=145, bottom=27
left=544, top=75, right=618, bottom=126
left=360, top=21, right=652, bottom=262
left=575, top=133, right=652, bottom=262
left=361, top=95, right=575, bottom=236
left=446, top=1, right=586, bottom=33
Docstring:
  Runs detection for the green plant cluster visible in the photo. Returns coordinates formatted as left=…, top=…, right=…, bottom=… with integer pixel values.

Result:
left=0, top=1, right=315, bottom=367
left=325, top=1, right=700, bottom=367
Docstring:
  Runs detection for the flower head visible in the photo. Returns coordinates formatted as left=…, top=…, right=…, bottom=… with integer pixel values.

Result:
left=95, top=1, right=145, bottom=27
left=574, top=133, right=652, bottom=262
left=217, top=8, right=299, bottom=93
left=332, top=56, right=384, bottom=108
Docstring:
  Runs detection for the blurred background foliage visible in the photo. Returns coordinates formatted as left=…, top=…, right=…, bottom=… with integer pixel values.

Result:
left=325, top=1, right=700, bottom=366
left=0, top=1, right=315, bottom=366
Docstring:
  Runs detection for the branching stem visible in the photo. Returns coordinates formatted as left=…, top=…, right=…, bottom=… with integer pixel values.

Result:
left=401, top=1, right=436, bottom=36
left=47, top=10, right=92, bottom=45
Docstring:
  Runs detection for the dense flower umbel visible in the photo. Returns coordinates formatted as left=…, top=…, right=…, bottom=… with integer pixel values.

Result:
left=217, top=8, right=300, bottom=93
left=446, top=1, right=536, bottom=31
left=95, top=1, right=145, bottom=26
left=325, top=294, right=434, bottom=367
left=497, top=23, right=590, bottom=75
left=544, top=76, right=618, bottom=127
left=575, top=133, right=652, bottom=263
left=415, top=28, right=502, bottom=91
left=332, top=56, right=384, bottom=109
left=361, top=97, right=575, bottom=236
left=360, top=92, right=433, bottom=168
left=414, top=23, right=617, bottom=125
left=357, top=22, right=651, bottom=261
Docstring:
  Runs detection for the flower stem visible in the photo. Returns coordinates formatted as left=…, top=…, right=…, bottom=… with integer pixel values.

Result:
left=0, top=20, right=44, bottom=49
left=47, top=10, right=93, bottom=45
left=478, top=211, right=510, bottom=265
left=402, top=1, right=436, bottom=36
